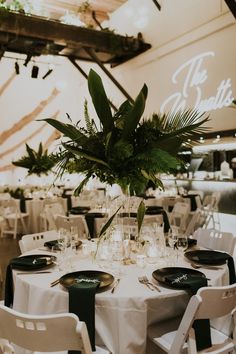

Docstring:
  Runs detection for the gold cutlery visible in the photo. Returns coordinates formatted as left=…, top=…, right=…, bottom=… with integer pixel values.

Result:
left=17, top=271, right=52, bottom=275
left=138, top=276, right=154, bottom=291
left=111, top=278, right=120, bottom=293
left=142, top=275, right=161, bottom=292
left=50, top=278, right=60, bottom=287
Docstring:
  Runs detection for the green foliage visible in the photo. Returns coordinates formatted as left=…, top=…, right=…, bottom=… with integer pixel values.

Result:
left=43, top=69, right=209, bottom=195
left=12, top=143, right=57, bottom=176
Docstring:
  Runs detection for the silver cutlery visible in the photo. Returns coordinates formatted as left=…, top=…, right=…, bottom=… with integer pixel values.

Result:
left=111, top=278, right=120, bottom=293
left=17, top=271, right=52, bottom=275
left=142, top=275, right=161, bottom=292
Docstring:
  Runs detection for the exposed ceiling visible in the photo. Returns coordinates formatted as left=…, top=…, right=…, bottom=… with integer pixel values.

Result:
left=39, top=0, right=128, bottom=24
left=0, top=1, right=151, bottom=66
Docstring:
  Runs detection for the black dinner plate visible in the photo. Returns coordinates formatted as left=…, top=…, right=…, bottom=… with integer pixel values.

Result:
left=152, top=267, right=206, bottom=289
left=12, top=254, right=56, bottom=271
left=185, top=250, right=228, bottom=266
left=44, top=239, right=82, bottom=250
left=70, top=206, right=90, bottom=215
left=59, top=270, right=114, bottom=291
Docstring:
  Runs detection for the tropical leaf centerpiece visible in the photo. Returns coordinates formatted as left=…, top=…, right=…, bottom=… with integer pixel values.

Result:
left=12, top=142, right=57, bottom=176
left=43, top=69, right=209, bottom=195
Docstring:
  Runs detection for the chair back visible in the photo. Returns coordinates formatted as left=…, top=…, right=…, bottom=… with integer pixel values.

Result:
left=43, top=202, right=66, bottom=230
left=19, top=230, right=57, bottom=253
left=0, top=304, right=92, bottom=353
left=184, top=209, right=202, bottom=236
left=193, top=228, right=236, bottom=256
left=55, top=215, right=89, bottom=238
left=169, top=202, right=190, bottom=233
left=169, top=284, right=236, bottom=354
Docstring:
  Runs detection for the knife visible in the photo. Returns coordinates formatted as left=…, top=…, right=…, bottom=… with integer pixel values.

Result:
left=17, top=271, right=52, bottom=275
left=111, top=278, right=120, bottom=293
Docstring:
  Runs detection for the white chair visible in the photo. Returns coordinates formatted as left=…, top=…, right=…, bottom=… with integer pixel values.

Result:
left=55, top=215, right=89, bottom=239
left=0, top=304, right=93, bottom=354
left=148, top=283, right=236, bottom=354
left=202, top=192, right=221, bottom=229
left=184, top=209, right=202, bottom=237
left=169, top=202, right=191, bottom=233
left=193, top=228, right=236, bottom=256
left=0, top=199, right=29, bottom=239
left=19, top=230, right=58, bottom=253
left=40, top=201, right=66, bottom=231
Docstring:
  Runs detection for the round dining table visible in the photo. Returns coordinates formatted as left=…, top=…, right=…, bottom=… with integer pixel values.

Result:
left=12, top=245, right=229, bottom=354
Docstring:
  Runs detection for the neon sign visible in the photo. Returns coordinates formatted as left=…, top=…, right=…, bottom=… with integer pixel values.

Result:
left=160, top=51, right=234, bottom=113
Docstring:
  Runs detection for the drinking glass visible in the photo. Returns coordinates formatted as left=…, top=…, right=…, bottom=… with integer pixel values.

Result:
left=176, top=234, right=188, bottom=258
left=167, top=227, right=178, bottom=265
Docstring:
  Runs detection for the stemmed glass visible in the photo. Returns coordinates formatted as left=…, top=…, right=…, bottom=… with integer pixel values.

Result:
left=167, top=227, right=178, bottom=265
left=176, top=234, right=188, bottom=259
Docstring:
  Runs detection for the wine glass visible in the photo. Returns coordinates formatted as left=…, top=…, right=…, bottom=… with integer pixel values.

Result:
left=176, top=234, right=188, bottom=258
left=167, top=227, right=178, bottom=265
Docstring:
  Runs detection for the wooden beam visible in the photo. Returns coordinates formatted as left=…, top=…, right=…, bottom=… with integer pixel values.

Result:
left=85, top=47, right=134, bottom=103
left=68, top=57, right=118, bottom=112
left=224, top=0, right=236, bottom=19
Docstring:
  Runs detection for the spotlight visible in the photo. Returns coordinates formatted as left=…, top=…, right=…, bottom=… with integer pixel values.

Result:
left=15, top=61, right=20, bottom=75
left=31, top=65, right=39, bottom=78
left=42, top=68, right=53, bottom=80
left=24, top=53, right=32, bottom=67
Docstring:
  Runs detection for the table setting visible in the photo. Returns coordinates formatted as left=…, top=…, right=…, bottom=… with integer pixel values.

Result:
left=5, top=225, right=233, bottom=354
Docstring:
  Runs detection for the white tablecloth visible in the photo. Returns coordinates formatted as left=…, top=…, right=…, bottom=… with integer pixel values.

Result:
left=12, top=249, right=228, bottom=354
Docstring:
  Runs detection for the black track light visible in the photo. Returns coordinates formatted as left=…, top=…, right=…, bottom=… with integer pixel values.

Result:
left=24, top=53, right=32, bottom=67
left=42, top=68, right=53, bottom=80
left=15, top=61, right=20, bottom=75
left=31, top=65, right=39, bottom=78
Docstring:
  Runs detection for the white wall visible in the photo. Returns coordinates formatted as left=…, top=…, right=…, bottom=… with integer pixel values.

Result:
left=0, top=0, right=235, bottom=185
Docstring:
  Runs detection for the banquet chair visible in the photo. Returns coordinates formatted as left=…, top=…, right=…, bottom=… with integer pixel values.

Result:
left=19, top=230, right=57, bottom=253
left=0, top=304, right=93, bottom=354
left=169, top=202, right=191, bottom=234
left=55, top=215, right=89, bottom=239
left=202, top=192, right=221, bottom=229
left=40, top=201, right=66, bottom=231
left=193, top=228, right=236, bottom=256
left=162, top=196, right=184, bottom=213
left=0, top=199, right=29, bottom=239
left=148, top=283, right=236, bottom=354
left=184, top=209, right=202, bottom=237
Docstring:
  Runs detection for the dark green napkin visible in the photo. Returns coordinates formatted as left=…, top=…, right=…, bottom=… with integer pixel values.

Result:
left=68, top=276, right=100, bottom=353
left=182, top=194, right=198, bottom=211
left=84, top=213, right=106, bottom=238
left=191, top=252, right=236, bottom=284
left=165, top=272, right=211, bottom=351
left=4, top=256, right=48, bottom=307
left=146, top=207, right=170, bottom=233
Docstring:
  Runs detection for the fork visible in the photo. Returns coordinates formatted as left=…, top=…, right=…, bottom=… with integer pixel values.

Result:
left=142, top=276, right=161, bottom=292
left=138, top=276, right=154, bottom=291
